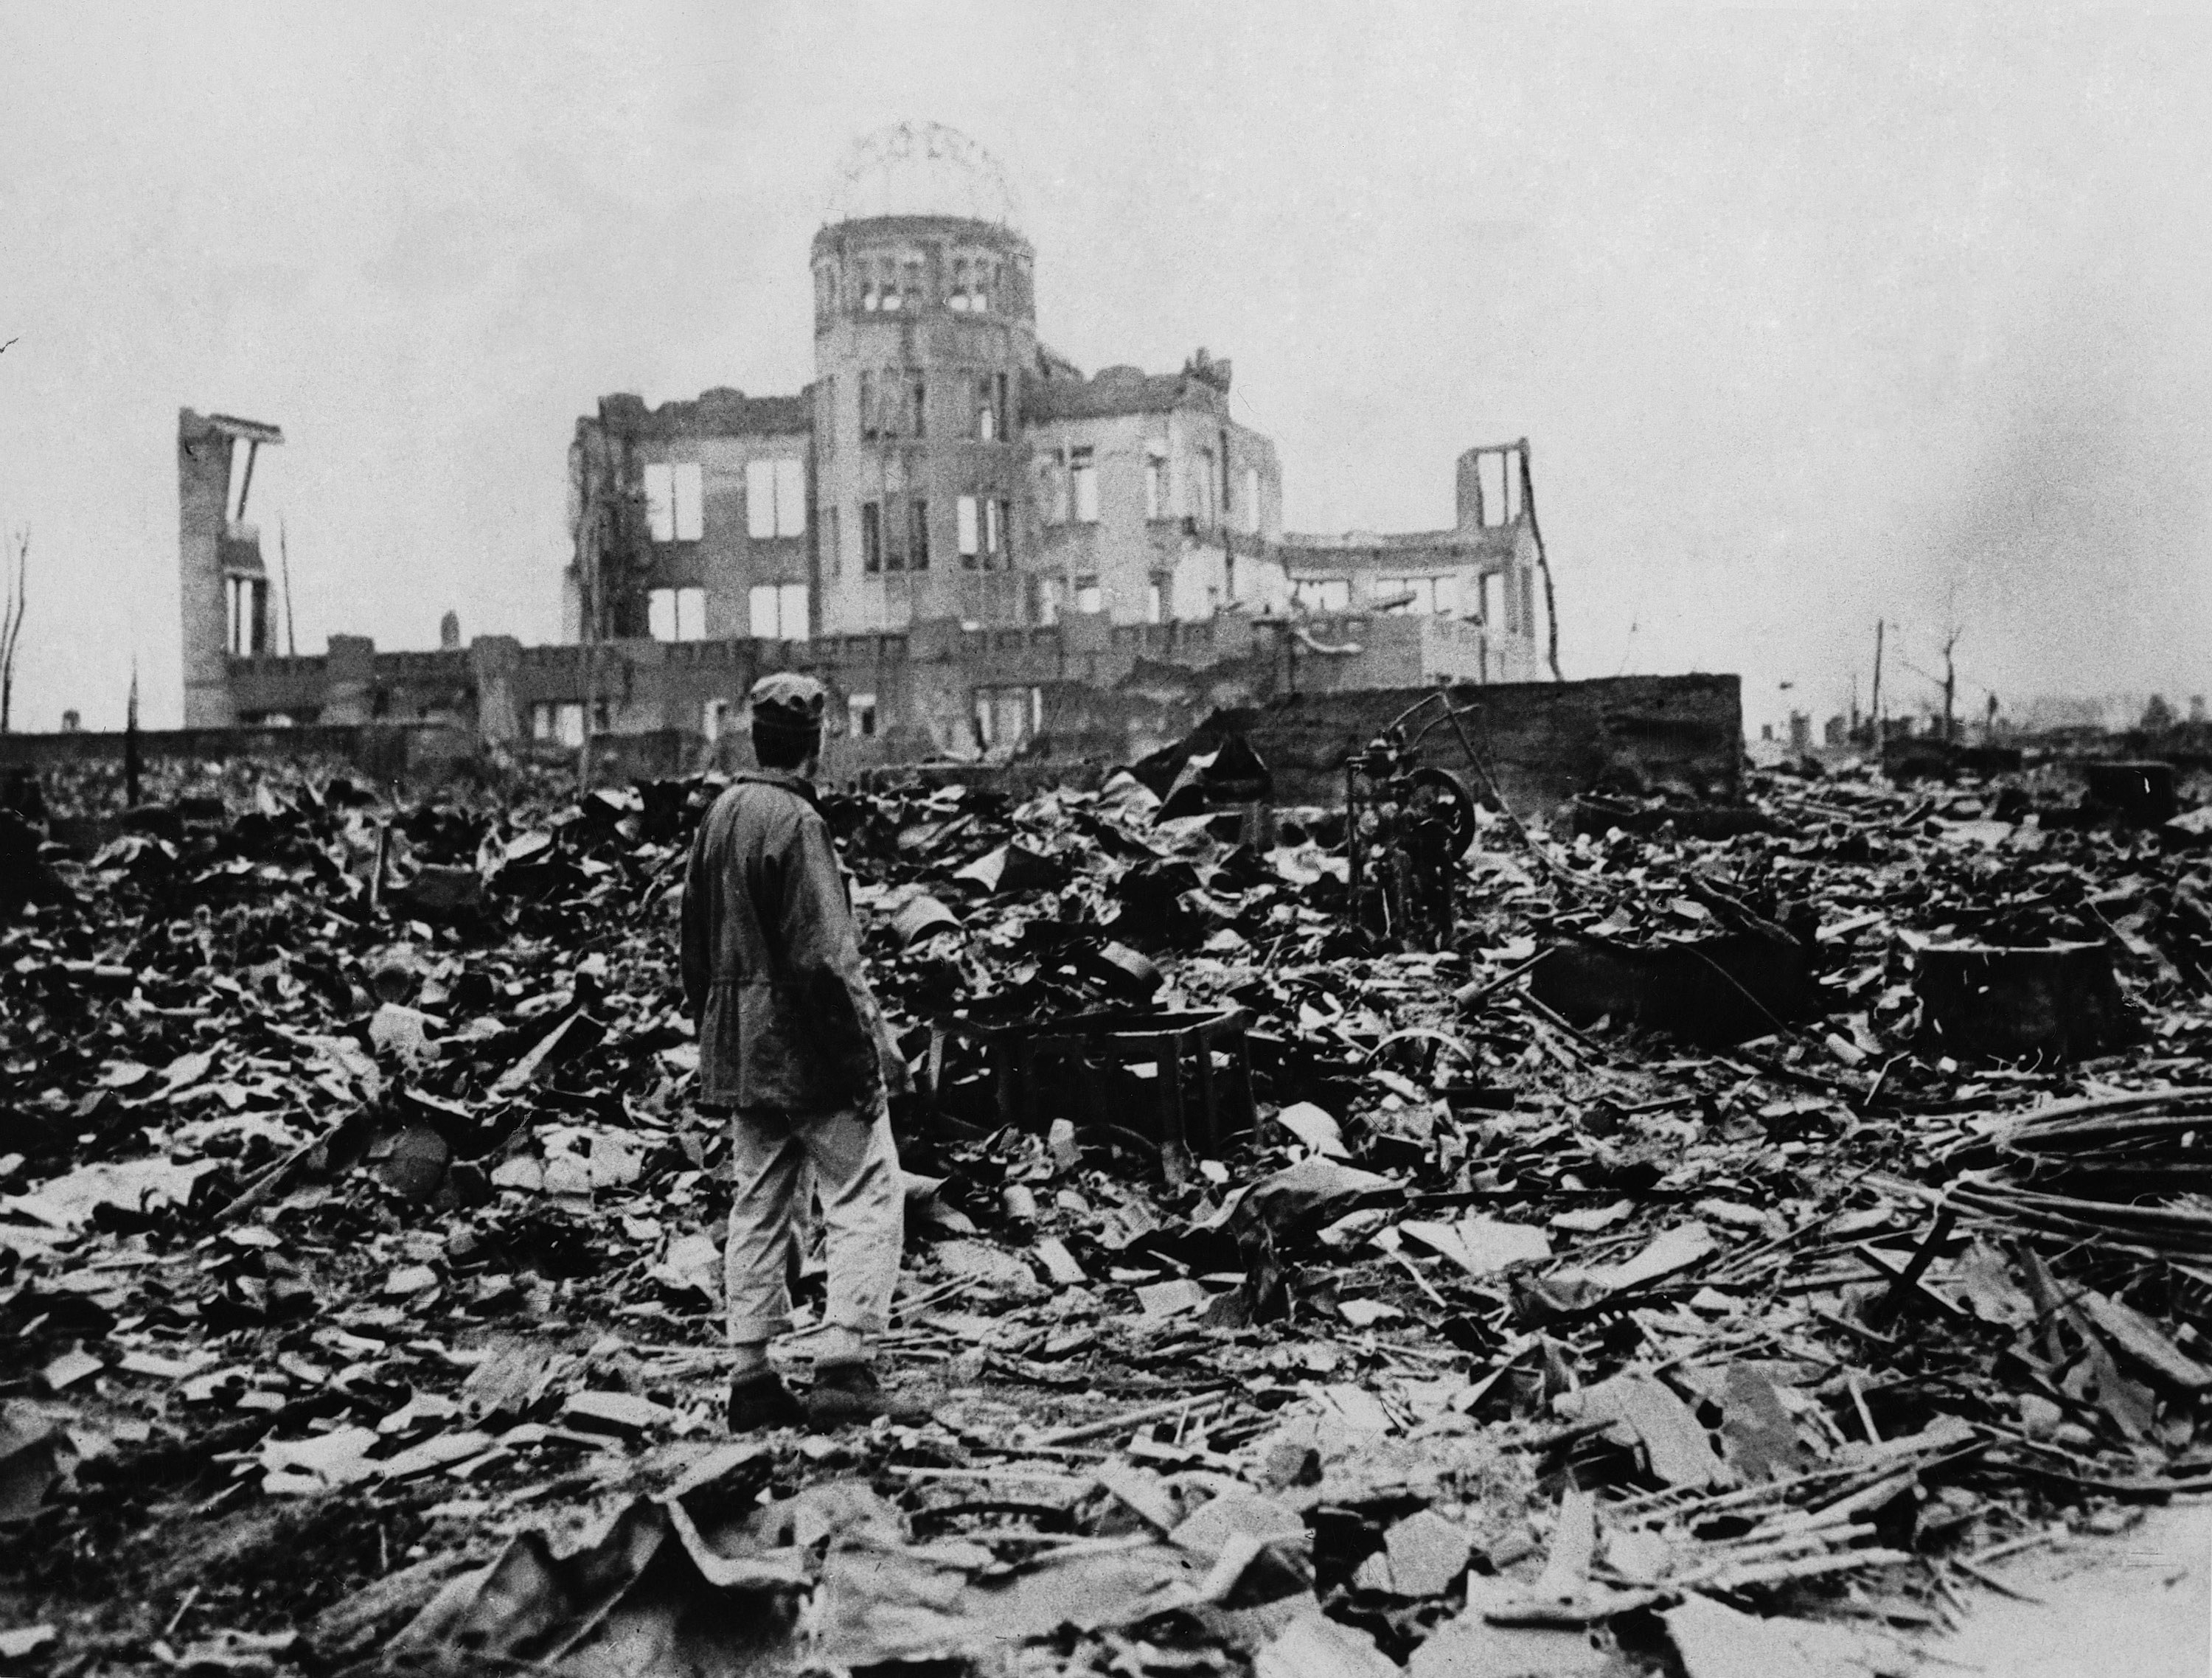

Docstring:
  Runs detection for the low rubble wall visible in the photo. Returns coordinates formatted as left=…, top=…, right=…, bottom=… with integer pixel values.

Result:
left=1169, top=673, right=1745, bottom=818
left=0, top=723, right=476, bottom=784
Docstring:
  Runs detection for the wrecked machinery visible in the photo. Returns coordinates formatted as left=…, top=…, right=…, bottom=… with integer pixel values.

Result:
left=1344, top=703, right=1482, bottom=953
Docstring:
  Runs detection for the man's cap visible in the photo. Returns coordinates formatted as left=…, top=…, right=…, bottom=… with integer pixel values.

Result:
left=748, top=672, right=826, bottom=732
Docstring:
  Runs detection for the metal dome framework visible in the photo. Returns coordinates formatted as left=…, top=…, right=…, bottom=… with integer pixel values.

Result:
left=824, top=122, right=1023, bottom=231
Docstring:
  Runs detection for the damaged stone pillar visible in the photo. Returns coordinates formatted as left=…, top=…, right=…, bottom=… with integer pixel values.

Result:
left=469, top=636, right=524, bottom=747
left=322, top=635, right=378, bottom=725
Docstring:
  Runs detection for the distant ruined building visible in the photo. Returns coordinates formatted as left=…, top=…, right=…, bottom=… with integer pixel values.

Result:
left=189, top=126, right=1553, bottom=767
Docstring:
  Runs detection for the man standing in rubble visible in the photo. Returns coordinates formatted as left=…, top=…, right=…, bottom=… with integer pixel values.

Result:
left=681, top=672, right=913, bottom=1431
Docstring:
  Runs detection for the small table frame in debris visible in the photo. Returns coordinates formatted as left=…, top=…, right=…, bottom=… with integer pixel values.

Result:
left=933, top=1007, right=1255, bottom=1180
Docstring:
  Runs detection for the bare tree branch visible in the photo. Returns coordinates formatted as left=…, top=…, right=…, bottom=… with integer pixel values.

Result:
left=0, top=529, right=27, bottom=734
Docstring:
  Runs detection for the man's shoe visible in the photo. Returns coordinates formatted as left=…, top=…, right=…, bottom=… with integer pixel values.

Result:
left=727, top=1369, right=805, bottom=1432
left=807, top=1360, right=931, bottom=1430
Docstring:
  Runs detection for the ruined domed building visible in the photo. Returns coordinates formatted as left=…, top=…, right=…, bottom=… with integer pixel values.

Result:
left=197, top=125, right=1554, bottom=767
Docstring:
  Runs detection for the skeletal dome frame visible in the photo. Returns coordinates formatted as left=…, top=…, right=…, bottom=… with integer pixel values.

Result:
left=824, top=122, right=1023, bottom=231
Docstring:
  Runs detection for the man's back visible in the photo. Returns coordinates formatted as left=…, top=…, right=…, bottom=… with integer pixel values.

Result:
left=681, top=773, right=879, bottom=1112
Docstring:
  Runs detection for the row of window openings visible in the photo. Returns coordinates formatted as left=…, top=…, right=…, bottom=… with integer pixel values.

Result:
left=1034, top=577, right=1183, bottom=622
left=700, top=694, right=879, bottom=745
left=1290, top=572, right=1528, bottom=627
left=641, top=565, right=1204, bottom=643
left=541, top=696, right=866, bottom=751
left=642, top=459, right=806, bottom=544
left=834, top=255, right=1004, bottom=316
left=858, top=371, right=1006, bottom=442
left=860, top=495, right=1010, bottom=573
left=644, top=583, right=809, bottom=642
left=1040, top=448, right=1262, bottom=535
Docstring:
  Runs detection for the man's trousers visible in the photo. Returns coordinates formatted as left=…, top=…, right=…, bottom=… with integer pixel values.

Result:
left=721, top=1097, right=902, bottom=1345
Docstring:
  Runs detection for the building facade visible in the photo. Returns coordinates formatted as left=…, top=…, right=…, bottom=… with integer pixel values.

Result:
left=560, top=178, right=1548, bottom=703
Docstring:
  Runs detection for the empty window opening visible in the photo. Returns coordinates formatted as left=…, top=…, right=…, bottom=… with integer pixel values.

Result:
left=748, top=582, right=809, bottom=640
left=648, top=585, right=706, bottom=641
left=973, top=372, right=1006, bottom=440
left=1146, top=576, right=1168, bottom=624
left=863, top=369, right=917, bottom=438
left=861, top=501, right=884, bottom=573
left=1194, top=449, right=1217, bottom=526
left=644, top=462, right=703, bottom=542
left=1071, top=446, right=1099, bottom=523
left=1475, top=451, right=1511, bottom=529
left=1046, top=450, right=1071, bottom=524
left=1481, top=571, right=1506, bottom=626
left=1294, top=578, right=1350, bottom=613
left=745, top=459, right=807, bottom=539
left=1144, top=447, right=1168, bottom=520
left=1242, top=465, right=1262, bottom=535
left=532, top=702, right=585, bottom=748
left=956, top=494, right=1010, bottom=570
left=908, top=498, right=931, bottom=569
left=848, top=692, right=878, bottom=738
left=702, top=697, right=731, bottom=742
left=1074, top=574, right=1102, bottom=614
left=226, top=575, right=269, bottom=655
left=949, top=257, right=971, bottom=312
left=973, top=685, right=1043, bottom=753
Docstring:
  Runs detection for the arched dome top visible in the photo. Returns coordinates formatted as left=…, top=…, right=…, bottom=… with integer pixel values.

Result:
left=824, top=123, right=1021, bottom=231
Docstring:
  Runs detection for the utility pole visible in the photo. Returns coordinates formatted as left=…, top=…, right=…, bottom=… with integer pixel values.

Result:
left=1868, top=620, right=1885, bottom=747
left=0, top=528, right=26, bottom=734
left=125, top=663, right=141, bottom=807
left=1940, top=627, right=1961, bottom=744
left=279, top=518, right=298, bottom=658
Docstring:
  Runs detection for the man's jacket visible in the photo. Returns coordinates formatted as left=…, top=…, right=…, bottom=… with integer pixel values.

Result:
left=679, top=771, right=897, bottom=1112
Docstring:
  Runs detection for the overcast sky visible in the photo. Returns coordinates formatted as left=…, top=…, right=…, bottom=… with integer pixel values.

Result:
left=2, top=3, right=2207, bottom=733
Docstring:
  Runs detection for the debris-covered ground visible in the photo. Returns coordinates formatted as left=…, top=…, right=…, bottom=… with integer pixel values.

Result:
left=8, top=746, right=2212, bottom=1677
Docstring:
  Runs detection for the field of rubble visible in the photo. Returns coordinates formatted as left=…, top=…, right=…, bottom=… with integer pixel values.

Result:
left=7, top=744, right=2212, bottom=1677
